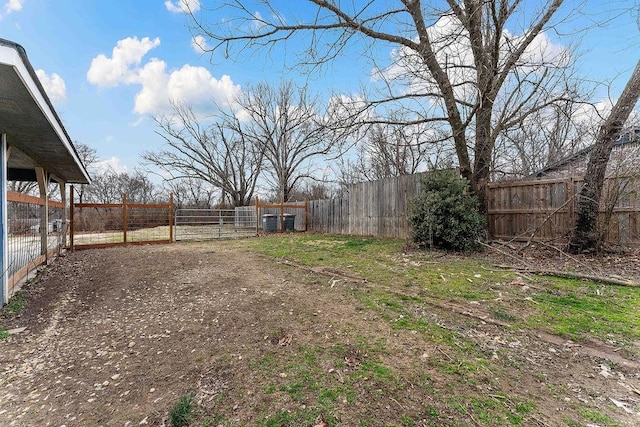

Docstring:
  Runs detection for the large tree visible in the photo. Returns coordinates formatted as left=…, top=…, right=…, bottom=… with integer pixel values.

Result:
left=234, top=81, right=343, bottom=201
left=145, top=102, right=264, bottom=207
left=190, top=0, right=577, bottom=209
left=160, top=177, right=217, bottom=210
left=569, top=59, right=640, bottom=253
left=72, top=142, right=99, bottom=203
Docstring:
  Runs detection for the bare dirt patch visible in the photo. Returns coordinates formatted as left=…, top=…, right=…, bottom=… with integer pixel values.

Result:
left=1, top=240, right=639, bottom=426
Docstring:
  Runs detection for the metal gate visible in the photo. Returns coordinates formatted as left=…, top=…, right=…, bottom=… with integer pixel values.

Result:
left=174, top=208, right=257, bottom=240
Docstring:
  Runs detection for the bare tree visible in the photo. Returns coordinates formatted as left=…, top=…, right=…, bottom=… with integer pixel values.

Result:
left=234, top=81, right=343, bottom=201
left=7, top=180, right=38, bottom=195
left=492, top=97, right=592, bottom=180
left=160, top=177, right=217, bottom=209
left=569, top=59, right=640, bottom=253
left=85, top=169, right=157, bottom=204
left=144, top=102, right=263, bottom=207
left=190, top=0, right=580, bottom=210
left=350, top=122, right=450, bottom=182
left=73, top=142, right=99, bottom=203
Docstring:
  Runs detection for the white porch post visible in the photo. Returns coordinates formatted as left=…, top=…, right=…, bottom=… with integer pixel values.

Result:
left=1, top=134, right=8, bottom=305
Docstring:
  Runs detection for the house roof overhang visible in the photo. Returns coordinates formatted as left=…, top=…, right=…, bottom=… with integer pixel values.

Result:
left=0, top=38, right=90, bottom=184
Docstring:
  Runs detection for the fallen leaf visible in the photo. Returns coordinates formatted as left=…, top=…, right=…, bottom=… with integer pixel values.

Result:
left=278, top=334, right=293, bottom=346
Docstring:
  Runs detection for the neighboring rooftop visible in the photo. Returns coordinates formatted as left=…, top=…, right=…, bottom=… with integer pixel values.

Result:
left=528, top=127, right=640, bottom=179
left=0, top=38, right=90, bottom=184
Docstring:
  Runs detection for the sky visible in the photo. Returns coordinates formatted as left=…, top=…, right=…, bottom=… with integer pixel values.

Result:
left=0, top=0, right=639, bottom=179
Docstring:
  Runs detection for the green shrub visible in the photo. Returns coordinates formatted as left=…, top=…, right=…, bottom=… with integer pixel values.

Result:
left=170, top=393, right=194, bottom=427
left=409, top=169, right=485, bottom=252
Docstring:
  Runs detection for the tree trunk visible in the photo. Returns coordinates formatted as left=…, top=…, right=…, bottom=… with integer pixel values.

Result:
left=569, top=59, right=640, bottom=253
left=473, top=102, right=495, bottom=214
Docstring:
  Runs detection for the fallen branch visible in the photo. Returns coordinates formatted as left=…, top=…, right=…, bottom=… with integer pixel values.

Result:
left=493, top=266, right=639, bottom=288
left=479, top=241, right=535, bottom=269
left=532, top=239, right=595, bottom=275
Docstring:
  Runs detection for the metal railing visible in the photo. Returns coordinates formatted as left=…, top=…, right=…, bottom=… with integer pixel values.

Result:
left=174, top=208, right=257, bottom=240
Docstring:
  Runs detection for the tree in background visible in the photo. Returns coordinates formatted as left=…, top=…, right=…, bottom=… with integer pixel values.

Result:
left=492, top=97, right=594, bottom=180
left=73, top=142, right=99, bottom=203
left=145, top=102, right=264, bottom=207
left=233, top=81, right=345, bottom=201
left=160, top=177, right=217, bottom=210
left=190, top=0, right=580, bottom=210
left=339, top=120, right=454, bottom=185
left=84, top=168, right=157, bottom=204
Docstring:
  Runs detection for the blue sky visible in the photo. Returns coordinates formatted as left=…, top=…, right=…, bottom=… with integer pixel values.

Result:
left=0, top=0, right=638, bottom=176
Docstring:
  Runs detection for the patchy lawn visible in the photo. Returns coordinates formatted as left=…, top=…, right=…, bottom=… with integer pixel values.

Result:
left=1, top=234, right=638, bottom=426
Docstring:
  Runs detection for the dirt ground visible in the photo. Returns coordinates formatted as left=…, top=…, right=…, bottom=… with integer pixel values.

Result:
left=1, top=240, right=639, bottom=426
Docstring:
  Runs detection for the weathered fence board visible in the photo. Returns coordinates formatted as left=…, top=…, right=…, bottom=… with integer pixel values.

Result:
left=487, top=176, right=640, bottom=245
left=305, top=173, right=640, bottom=245
left=308, top=173, right=425, bottom=238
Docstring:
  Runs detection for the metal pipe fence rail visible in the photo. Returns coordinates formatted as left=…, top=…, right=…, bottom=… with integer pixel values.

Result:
left=174, top=208, right=257, bottom=240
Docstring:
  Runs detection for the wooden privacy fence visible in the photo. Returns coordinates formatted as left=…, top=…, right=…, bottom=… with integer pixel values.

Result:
left=487, top=175, right=640, bottom=245
left=308, top=173, right=426, bottom=238
left=305, top=172, right=640, bottom=245
left=70, top=187, right=174, bottom=249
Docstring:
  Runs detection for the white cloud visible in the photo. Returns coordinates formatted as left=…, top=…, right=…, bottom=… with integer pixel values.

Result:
left=135, top=62, right=241, bottom=114
left=87, top=36, right=242, bottom=115
left=35, top=69, right=67, bottom=103
left=87, top=36, right=161, bottom=87
left=515, top=31, right=570, bottom=70
left=191, top=35, right=208, bottom=53
left=93, top=156, right=128, bottom=174
left=164, top=0, right=199, bottom=14
left=3, top=0, right=23, bottom=15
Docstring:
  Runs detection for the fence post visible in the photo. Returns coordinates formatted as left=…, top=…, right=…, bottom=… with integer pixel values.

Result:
left=59, top=181, right=67, bottom=251
left=70, top=185, right=75, bottom=251
left=255, top=196, right=259, bottom=235
left=122, top=193, right=128, bottom=243
left=567, top=177, right=575, bottom=229
left=169, top=193, right=174, bottom=242
left=304, top=198, right=308, bottom=232
left=1, top=134, right=8, bottom=305
left=35, top=167, right=49, bottom=259
left=280, top=197, right=284, bottom=232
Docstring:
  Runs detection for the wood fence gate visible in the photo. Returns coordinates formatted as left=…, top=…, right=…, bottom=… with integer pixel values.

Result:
left=70, top=187, right=173, bottom=249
